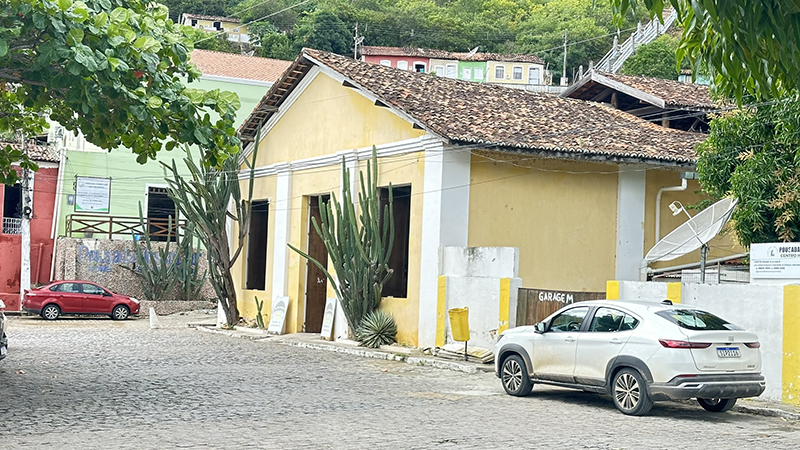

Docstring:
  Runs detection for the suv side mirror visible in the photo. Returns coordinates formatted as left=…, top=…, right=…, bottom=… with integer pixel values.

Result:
left=535, top=322, right=547, bottom=334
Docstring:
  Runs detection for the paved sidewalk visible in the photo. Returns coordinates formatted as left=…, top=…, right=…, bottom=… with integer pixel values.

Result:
left=196, top=321, right=800, bottom=421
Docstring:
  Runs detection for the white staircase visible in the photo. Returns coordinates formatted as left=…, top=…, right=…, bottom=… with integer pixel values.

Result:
left=595, top=8, right=678, bottom=74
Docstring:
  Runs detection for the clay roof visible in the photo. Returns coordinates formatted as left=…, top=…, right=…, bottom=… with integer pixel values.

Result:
left=0, top=142, right=58, bottom=163
left=361, top=46, right=544, bottom=64
left=181, top=13, right=240, bottom=23
left=190, top=50, right=292, bottom=83
left=240, top=49, right=706, bottom=166
left=563, top=70, right=715, bottom=110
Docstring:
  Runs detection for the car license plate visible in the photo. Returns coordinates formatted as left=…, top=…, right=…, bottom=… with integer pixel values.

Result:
left=716, top=347, right=740, bottom=358
left=0, top=346, right=6, bottom=356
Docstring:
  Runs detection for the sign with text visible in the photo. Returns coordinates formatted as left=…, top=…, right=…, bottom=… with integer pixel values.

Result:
left=75, top=176, right=111, bottom=213
left=751, top=243, right=800, bottom=279
left=268, top=296, right=289, bottom=334
left=320, top=298, right=337, bottom=340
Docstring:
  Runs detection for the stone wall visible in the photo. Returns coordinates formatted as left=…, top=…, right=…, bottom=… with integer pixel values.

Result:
left=53, top=237, right=215, bottom=301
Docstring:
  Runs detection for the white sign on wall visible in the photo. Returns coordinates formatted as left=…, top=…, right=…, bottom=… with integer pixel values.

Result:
left=320, top=298, right=337, bottom=340
left=268, top=296, right=289, bottom=334
left=750, top=243, right=800, bottom=279
left=75, top=176, right=111, bottom=213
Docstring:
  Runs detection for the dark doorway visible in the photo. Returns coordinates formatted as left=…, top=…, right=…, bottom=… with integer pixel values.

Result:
left=245, top=201, right=269, bottom=290
left=147, top=187, right=177, bottom=241
left=305, top=195, right=330, bottom=333
left=380, top=185, right=411, bottom=298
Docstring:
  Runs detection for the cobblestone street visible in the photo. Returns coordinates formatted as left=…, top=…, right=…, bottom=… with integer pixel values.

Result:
left=1, top=313, right=799, bottom=449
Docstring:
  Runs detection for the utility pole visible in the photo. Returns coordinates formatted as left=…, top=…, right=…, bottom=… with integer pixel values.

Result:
left=19, top=134, right=31, bottom=298
left=353, top=23, right=364, bottom=60
left=562, top=30, right=568, bottom=85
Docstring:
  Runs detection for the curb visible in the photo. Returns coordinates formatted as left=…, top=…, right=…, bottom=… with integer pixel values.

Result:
left=195, top=325, right=492, bottom=374
left=733, top=404, right=800, bottom=420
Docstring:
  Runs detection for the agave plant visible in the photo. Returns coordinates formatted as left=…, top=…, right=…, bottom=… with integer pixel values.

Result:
left=356, top=310, right=397, bottom=348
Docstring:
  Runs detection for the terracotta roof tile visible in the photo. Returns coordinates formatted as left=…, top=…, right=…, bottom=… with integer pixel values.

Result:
left=190, top=50, right=292, bottom=83
left=241, top=50, right=705, bottom=165
left=597, top=72, right=715, bottom=109
left=361, top=46, right=543, bottom=64
left=0, top=142, right=58, bottom=163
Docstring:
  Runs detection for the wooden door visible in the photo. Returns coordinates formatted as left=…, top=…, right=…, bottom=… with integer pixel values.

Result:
left=305, top=195, right=329, bottom=333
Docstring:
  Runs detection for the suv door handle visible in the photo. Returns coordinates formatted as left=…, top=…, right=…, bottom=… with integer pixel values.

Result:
left=564, top=336, right=575, bottom=343
left=610, top=338, right=623, bottom=345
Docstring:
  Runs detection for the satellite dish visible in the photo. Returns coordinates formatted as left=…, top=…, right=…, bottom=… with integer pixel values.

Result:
left=643, top=197, right=737, bottom=282
left=466, top=46, right=479, bottom=58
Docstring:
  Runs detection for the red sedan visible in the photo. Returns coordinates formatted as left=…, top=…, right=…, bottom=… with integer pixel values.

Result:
left=23, top=281, right=140, bottom=321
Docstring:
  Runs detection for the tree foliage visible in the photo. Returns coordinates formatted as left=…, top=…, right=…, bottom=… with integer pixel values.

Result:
left=0, top=0, right=241, bottom=183
left=621, top=34, right=682, bottom=80
left=696, top=96, right=800, bottom=246
left=609, top=0, right=800, bottom=102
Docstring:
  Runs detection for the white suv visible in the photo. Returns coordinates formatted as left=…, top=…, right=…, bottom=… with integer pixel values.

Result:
left=494, top=300, right=765, bottom=415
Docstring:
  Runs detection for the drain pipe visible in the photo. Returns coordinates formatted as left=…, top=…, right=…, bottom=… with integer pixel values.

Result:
left=655, top=178, right=687, bottom=241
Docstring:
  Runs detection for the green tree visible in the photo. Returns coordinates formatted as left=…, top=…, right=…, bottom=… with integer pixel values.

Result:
left=621, top=34, right=682, bottom=80
left=696, top=95, right=800, bottom=246
left=609, top=0, right=800, bottom=102
left=294, top=10, right=352, bottom=55
left=248, top=22, right=296, bottom=60
left=0, top=0, right=241, bottom=183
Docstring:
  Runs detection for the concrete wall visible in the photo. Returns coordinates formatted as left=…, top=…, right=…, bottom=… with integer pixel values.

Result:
left=53, top=237, right=214, bottom=301
left=437, top=247, right=522, bottom=350
left=612, top=280, right=795, bottom=403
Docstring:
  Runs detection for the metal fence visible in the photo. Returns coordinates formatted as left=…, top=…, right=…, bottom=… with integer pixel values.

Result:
left=2, top=217, right=22, bottom=235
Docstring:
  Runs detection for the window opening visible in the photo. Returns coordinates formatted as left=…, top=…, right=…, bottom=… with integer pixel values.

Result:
left=245, top=200, right=269, bottom=290
left=147, top=186, right=177, bottom=242
left=380, top=186, right=411, bottom=298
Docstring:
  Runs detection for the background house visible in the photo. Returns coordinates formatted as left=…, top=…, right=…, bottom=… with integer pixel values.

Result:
left=180, top=13, right=250, bottom=43
left=361, top=46, right=547, bottom=89
left=232, top=49, right=722, bottom=349
left=0, top=142, right=59, bottom=311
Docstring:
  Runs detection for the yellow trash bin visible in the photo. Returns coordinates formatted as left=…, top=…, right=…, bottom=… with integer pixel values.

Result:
left=448, top=307, right=470, bottom=342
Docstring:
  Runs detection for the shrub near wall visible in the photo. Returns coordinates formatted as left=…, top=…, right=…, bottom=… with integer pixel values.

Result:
left=53, top=237, right=215, bottom=302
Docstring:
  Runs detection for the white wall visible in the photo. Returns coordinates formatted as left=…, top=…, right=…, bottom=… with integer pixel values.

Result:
left=618, top=281, right=785, bottom=401
left=615, top=168, right=646, bottom=280
left=440, top=247, right=521, bottom=349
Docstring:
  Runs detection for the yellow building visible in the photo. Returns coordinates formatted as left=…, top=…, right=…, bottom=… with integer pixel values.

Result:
left=232, top=49, right=722, bottom=348
left=485, top=54, right=546, bottom=85
left=180, top=13, right=249, bottom=43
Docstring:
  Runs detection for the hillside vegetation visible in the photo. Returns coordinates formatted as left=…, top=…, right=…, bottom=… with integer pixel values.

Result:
left=165, top=0, right=646, bottom=78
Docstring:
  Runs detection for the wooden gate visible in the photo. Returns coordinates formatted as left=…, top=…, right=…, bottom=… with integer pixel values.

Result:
left=515, top=288, right=606, bottom=326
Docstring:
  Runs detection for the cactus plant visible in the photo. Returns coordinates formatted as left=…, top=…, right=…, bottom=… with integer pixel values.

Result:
left=289, top=147, right=395, bottom=339
left=356, top=310, right=397, bottom=348
left=162, top=136, right=259, bottom=326
left=254, top=296, right=267, bottom=329
left=124, top=205, right=180, bottom=301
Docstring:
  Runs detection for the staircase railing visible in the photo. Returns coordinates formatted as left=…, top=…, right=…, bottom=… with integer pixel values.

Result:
left=595, top=8, right=678, bottom=74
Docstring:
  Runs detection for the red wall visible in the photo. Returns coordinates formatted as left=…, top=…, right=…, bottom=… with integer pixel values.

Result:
left=0, top=166, right=58, bottom=311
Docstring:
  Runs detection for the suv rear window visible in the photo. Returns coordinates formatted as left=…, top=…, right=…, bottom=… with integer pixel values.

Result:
left=656, top=309, right=742, bottom=331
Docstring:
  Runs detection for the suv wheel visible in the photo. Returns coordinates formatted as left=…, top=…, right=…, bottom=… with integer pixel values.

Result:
left=612, top=368, right=653, bottom=415
left=501, top=354, right=533, bottom=396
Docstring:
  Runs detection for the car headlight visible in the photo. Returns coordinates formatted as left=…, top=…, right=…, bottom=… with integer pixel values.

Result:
left=129, top=298, right=140, bottom=304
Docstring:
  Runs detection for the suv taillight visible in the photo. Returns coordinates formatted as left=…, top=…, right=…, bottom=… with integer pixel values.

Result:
left=659, top=339, right=712, bottom=349
left=745, top=342, right=761, bottom=348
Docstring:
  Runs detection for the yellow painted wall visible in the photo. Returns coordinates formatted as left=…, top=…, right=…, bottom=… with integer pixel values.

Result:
left=644, top=170, right=744, bottom=271
left=467, top=154, right=618, bottom=292
left=233, top=176, right=277, bottom=322
left=253, top=73, right=425, bottom=168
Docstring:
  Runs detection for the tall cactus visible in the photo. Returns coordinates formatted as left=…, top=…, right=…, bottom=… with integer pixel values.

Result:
left=289, top=147, right=395, bottom=335
left=162, top=140, right=259, bottom=326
